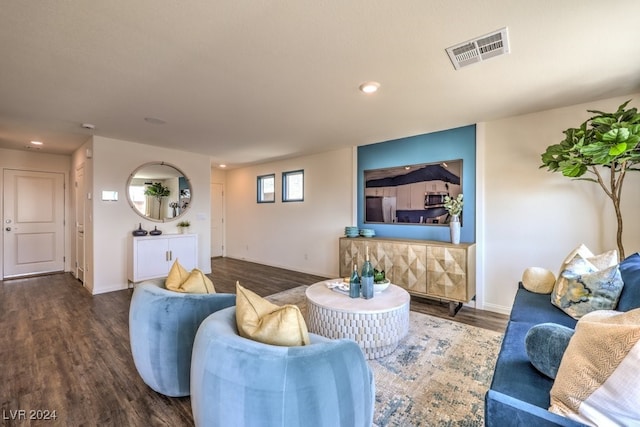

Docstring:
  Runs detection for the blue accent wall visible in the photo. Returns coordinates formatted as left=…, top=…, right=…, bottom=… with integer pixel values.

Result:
left=357, top=125, right=476, bottom=242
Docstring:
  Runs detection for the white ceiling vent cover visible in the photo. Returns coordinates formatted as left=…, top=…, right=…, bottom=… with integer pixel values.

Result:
left=446, top=27, right=510, bottom=70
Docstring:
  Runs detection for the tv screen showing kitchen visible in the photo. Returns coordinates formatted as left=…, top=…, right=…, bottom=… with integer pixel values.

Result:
left=364, top=159, right=462, bottom=225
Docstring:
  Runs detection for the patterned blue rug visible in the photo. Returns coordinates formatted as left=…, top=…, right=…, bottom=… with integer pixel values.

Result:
left=267, top=286, right=504, bottom=427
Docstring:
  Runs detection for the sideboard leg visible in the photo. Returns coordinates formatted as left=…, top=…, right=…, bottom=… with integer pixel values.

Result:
left=449, top=301, right=462, bottom=316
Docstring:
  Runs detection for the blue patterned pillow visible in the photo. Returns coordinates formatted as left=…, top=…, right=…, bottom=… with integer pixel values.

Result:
left=525, top=323, right=574, bottom=379
left=618, top=252, right=640, bottom=312
left=553, top=264, right=624, bottom=319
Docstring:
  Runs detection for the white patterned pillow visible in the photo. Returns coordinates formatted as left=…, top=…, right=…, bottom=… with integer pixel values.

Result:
left=549, top=309, right=640, bottom=425
left=560, top=243, right=594, bottom=264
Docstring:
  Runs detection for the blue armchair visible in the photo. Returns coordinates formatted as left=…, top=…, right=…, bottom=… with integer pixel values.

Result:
left=191, top=306, right=375, bottom=427
left=129, top=279, right=235, bottom=397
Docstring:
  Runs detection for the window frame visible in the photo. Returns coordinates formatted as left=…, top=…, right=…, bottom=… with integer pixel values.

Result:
left=257, top=173, right=276, bottom=203
left=282, top=169, right=304, bottom=202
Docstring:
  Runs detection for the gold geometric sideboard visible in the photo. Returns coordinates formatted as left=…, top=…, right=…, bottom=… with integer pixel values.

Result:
left=339, top=236, right=476, bottom=315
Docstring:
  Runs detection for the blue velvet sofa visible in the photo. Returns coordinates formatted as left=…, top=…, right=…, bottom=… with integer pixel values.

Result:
left=485, top=252, right=640, bottom=427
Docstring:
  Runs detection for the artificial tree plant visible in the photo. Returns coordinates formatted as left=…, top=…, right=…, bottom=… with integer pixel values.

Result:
left=540, top=100, right=640, bottom=259
left=144, top=182, right=171, bottom=219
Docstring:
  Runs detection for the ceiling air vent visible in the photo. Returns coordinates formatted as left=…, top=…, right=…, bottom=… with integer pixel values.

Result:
left=446, top=27, right=510, bottom=70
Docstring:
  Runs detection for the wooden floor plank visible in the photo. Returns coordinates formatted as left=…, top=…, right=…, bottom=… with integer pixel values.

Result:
left=0, top=257, right=508, bottom=426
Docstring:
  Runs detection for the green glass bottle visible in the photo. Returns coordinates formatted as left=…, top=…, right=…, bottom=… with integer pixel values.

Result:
left=361, top=246, right=374, bottom=299
left=349, top=263, right=360, bottom=298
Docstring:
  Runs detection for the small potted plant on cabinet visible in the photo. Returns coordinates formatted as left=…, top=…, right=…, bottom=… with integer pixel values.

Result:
left=177, top=220, right=191, bottom=234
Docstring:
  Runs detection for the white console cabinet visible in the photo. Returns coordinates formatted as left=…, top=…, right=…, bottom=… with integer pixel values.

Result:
left=128, top=234, right=198, bottom=283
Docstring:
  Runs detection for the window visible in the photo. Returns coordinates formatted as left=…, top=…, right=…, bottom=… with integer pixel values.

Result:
left=282, top=170, right=304, bottom=202
left=257, top=174, right=275, bottom=203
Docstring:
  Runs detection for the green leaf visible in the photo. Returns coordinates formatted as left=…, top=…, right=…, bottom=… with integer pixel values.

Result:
left=561, top=162, right=587, bottom=177
left=609, top=143, right=628, bottom=156
left=626, top=134, right=640, bottom=147
left=592, top=117, right=616, bottom=126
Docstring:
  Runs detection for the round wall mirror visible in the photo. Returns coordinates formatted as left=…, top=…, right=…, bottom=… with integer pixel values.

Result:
left=126, top=162, right=192, bottom=222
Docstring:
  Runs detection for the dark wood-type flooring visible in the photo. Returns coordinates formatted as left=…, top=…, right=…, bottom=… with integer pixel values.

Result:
left=0, top=257, right=508, bottom=426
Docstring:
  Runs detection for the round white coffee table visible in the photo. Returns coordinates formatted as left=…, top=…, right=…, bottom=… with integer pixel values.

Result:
left=305, top=280, right=410, bottom=359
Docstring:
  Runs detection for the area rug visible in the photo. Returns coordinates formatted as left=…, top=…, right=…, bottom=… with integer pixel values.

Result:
left=266, top=286, right=504, bottom=427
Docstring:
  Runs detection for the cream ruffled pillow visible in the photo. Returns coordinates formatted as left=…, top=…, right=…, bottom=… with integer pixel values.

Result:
left=235, top=282, right=310, bottom=346
left=165, top=260, right=215, bottom=294
left=549, top=309, right=640, bottom=425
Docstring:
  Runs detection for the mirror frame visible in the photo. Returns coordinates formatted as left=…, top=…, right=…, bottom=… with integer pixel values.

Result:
left=126, top=161, right=192, bottom=223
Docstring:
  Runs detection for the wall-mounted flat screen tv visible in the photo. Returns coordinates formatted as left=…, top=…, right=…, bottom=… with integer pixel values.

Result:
left=364, top=159, right=462, bottom=225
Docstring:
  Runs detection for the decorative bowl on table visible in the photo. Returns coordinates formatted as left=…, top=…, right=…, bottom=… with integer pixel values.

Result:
left=344, top=226, right=360, bottom=238
left=374, top=279, right=390, bottom=293
left=359, top=228, right=375, bottom=238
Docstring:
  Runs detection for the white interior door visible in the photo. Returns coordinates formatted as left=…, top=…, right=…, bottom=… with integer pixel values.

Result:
left=3, top=169, right=65, bottom=278
left=211, top=183, right=224, bottom=257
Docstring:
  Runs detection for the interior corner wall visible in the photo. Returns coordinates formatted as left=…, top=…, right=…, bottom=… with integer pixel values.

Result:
left=88, top=136, right=212, bottom=295
left=357, top=125, right=476, bottom=242
left=224, top=147, right=354, bottom=278
left=71, top=138, right=94, bottom=293
left=480, top=92, right=640, bottom=314
left=211, top=168, right=227, bottom=185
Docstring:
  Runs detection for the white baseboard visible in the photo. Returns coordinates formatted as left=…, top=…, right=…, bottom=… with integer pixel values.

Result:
left=478, top=301, right=511, bottom=316
left=91, top=283, right=129, bottom=295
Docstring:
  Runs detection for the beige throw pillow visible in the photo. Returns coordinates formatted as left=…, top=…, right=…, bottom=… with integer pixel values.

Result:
left=522, top=267, right=556, bottom=294
left=165, top=260, right=190, bottom=291
left=235, top=282, right=310, bottom=346
left=165, top=260, right=216, bottom=294
left=180, top=269, right=216, bottom=293
left=549, top=309, right=640, bottom=425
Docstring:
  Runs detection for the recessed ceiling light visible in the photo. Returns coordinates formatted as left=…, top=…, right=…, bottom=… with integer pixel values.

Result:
left=81, top=123, right=95, bottom=130
left=30, top=141, right=43, bottom=145
left=219, top=164, right=227, bottom=168
left=144, top=117, right=166, bottom=125
left=359, top=81, right=380, bottom=94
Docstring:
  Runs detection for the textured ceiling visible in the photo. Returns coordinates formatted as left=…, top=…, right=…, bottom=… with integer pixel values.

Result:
left=1, top=1, right=639, bottom=168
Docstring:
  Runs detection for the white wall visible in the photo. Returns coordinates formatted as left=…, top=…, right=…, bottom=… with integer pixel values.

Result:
left=225, top=147, right=354, bottom=278
left=86, top=136, right=212, bottom=294
left=480, top=93, right=640, bottom=313
left=0, top=148, right=72, bottom=279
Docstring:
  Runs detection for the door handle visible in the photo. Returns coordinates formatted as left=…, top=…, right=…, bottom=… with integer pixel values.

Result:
left=5, top=227, right=10, bottom=231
